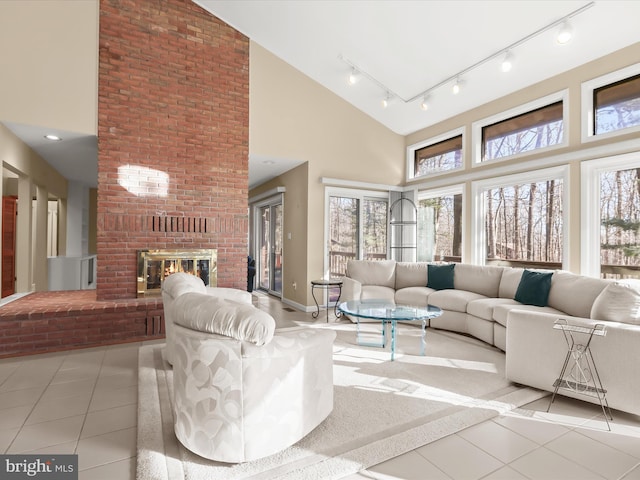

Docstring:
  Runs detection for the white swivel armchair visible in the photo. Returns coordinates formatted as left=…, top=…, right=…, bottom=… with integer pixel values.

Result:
left=163, top=273, right=336, bottom=463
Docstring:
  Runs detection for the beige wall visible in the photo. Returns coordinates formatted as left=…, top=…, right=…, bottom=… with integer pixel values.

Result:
left=249, top=43, right=404, bottom=307
left=0, top=0, right=98, bottom=135
left=405, top=41, right=640, bottom=273
left=0, top=124, right=68, bottom=292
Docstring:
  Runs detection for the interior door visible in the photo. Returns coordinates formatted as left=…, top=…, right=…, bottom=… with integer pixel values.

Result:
left=2, top=196, right=17, bottom=298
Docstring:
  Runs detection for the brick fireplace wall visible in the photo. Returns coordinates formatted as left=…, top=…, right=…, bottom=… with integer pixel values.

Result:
left=97, top=0, right=249, bottom=300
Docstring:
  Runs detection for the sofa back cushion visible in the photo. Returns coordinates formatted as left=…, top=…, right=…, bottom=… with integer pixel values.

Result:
left=162, top=272, right=207, bottom=299
left=547, top=271, right=609, bottom=318
left=498, top=268, right=524, bottom=298
left=174, top=293, right=276, bottom=345
left=395, top=262, right=428, bottom=289
left=347, top=260, right=396, bottom=288
left=454, top=264, right=504, bottom=297
left=590, top=280, right=640, bottom=324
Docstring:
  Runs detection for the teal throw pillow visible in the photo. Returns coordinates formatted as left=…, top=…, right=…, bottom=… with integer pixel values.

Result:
left=514, top=269, right=553, bottom=307
left=427, top=264, right=455, bottom=290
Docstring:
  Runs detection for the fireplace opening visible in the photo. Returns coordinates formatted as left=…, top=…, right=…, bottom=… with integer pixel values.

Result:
left=137, top=249, right=217, bottom=297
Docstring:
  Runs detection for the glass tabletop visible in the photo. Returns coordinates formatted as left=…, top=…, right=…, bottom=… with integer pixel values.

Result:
left=338, top=300, right=442, bottom=321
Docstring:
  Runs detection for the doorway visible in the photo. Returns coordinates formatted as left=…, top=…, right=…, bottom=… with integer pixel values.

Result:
left=2, top=195, right=17, bottom=297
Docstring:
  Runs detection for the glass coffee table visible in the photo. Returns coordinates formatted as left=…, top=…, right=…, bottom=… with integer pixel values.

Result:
left=338, top=299, right=442, bottom=361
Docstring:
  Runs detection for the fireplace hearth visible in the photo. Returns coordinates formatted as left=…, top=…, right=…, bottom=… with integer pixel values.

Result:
left=137, top=249, right=217, bottom=297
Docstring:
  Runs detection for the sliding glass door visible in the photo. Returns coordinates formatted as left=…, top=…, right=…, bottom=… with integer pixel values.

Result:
left=256, top=198, right=283, bottom=296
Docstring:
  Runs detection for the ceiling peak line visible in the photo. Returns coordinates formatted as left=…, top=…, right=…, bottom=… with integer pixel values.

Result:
left=339, top=1, right=595, bottom=107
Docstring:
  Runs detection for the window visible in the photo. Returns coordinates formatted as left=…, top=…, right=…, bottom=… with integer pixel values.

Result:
left=417, top=187, right=463, bottom=262
left=325, top=189, right=388, bottom=278
left=599, top=167, right=640, bottom=278
left=414, top=135, right=462, bottom=177
left=472, top=91, right=567, bottom=164
left=582, top=153, right=640, bottom=279
left=594, top=74, right=640, bottom=135
left=582, top=63, right=640, bottom=142
left=406, top=128, right=464, bottom=180
left=482, top=101, right=564, bottom=161
left=471, top=167, right=568, bottom=268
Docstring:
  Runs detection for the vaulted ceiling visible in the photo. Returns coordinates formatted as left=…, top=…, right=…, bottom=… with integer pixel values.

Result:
left=5, top=1, right=640, bottom=189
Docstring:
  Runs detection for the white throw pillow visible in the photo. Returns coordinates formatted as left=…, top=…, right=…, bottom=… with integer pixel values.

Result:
left=591, top=280, right=640, bottom=325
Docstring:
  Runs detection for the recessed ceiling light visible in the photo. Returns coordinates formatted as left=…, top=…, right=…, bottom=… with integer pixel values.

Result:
left=44, top=134, right=62, bottom=141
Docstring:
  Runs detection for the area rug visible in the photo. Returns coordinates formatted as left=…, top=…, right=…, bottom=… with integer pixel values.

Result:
left=136, top=323, right=546, bottom=480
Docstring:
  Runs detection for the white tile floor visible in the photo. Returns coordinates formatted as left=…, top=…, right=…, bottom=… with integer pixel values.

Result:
left=0, top=293, right=638, bottom=480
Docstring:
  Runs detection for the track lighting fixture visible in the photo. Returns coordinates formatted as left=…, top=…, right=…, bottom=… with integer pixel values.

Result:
left=501, top=51, right=513, bottom=72
left=556, top=20, right=573, bottom=45
left=338, top=2, right=592, bottom=110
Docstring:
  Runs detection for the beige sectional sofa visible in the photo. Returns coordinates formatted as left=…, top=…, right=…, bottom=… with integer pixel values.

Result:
left=341, top=260, right=640, bottom=416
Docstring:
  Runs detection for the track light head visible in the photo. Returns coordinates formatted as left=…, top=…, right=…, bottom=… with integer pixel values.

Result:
left=419, top=95, right=429, bottom=111
left=452, top=78, right=461, bottom=95
left=556, top=20, right=573, bottom=45
left=382, top=92, right=391, bottom=108
left=348, top=68, right=360, bottom=85
left=501, top=51, right=513, bottom=72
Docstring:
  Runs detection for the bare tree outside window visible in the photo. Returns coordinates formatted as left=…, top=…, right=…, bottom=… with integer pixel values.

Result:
left=328, top=196, right=387, bottom=277
left=485, top=180, right=563, bottom=266
left=483, top=102, right=564, bottom=161
left=600, top=168, right=640, bottom=279
left=414, top=135, right=463, bottom=178
left=418, top=194, right=462, bottom=262
left=594, top=74, right=640, bottom=135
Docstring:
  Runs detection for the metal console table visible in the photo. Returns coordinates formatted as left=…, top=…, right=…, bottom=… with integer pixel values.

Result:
left=547, top=318, right=613, bottom=430
left=311, top=279, right=343, bottom=322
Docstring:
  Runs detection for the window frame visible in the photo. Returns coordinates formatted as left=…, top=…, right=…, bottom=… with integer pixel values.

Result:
left=581, top=62, right=640, bottom=143
left=470, top=165, right=570, bottom=268
left=581, top=151, right=640, bottom=277
left=471, top=90, right=569, bottom=167
left=406, top=127, right=465, bottom=182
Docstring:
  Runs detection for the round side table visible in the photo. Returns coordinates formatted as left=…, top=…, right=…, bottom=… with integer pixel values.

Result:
left=311, top=279, right=343, bottom=322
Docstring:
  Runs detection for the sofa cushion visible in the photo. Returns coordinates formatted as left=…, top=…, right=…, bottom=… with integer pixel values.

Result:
left=591, top=280, right=640, bottom=325
left=514, top=270, right=553, bottom=307
left=493, top=303, right=563, bottom=327
left=347, top=260, right=396, bottom=288
left=395, top=286, right=434, bottom=307
left=395, top=262, right=429, bottom=290
left=454, top=264, right=504, bottom=298
left=361, top=285, right=396, bottom=302
left=427, top=264, right=455, bottom=290
left=428, top=289, right=485, bottom=313
left=467, top=297, right=520, bottom=321
left=547, top=271, right=608, bottom=318
left=498, top=268, right=524, bottom=298
left=162, top=272, right=207, bottom=299
left=174, top=293, right=276, bottom=345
